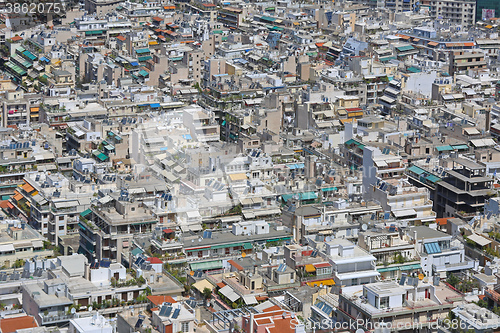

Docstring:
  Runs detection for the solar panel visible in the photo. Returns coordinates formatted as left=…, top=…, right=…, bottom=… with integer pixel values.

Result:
left=311, top=250, right=318, bottom=258
left=159, top=306, right=169, bottom=317
left=165, top=306, right=172, bottom=317
left=406, top=277, right=414, bottom=286
left=384, top=212, right=390, bottom=220
left=100, top=259, right=111, bottom=268
left=433, top=276, right=440, bottom=286
left=399, top=275, right=406, bottom=285
left=135, top=319, right=143, bottom=328
left=172, top=308, right=180, bottom=319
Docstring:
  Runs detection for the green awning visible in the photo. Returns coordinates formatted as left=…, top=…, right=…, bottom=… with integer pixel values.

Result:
left=436, top=145, right=453, bottom=152
left=396, top=45, right=415, bottom=52
left=135, top=48, right=150, bottom=54
left=131, top=248, right=143, bottom=256
left=138, top=69, right=149, bottom=77
left=265, top=7, right=275, bottom=10
left=138, top=56, right=152, bottom=62
left=80, top=209, right=92, bottom=217
left=408, top=165, right=425, bottom=175
left=425, top=175, right=441, bottom=183
left=213, top=30, right=223, bottom=34
left=22, top=50, right=37, bottom=60
left=92, top=150, right=108, bottom=162
left=78, top=222, right=86, bottom=231
left=321, top=187, right=337, bottom=192
left=282, top=192, right=318, bottom=202
left=104, top=144, right=114, bottom=151
left=379, top=56, right=396, bottom=62
left=400, top=263, right=421, bottom=270
left=377, top=266, right=400, bottom=272
left=1, top=195, right=10, bottom=200
left=345, top=139, right=365, bottom=149
left=452, top=144, right=469, bottom=150
left=169, top=56, right=183, bottom=61
left=407, top=67, right=421, bottom=73
left=190, top=260, right=222, bottom=271
left=85, top=30, right=104, bottom=35
left=243, top=243, right=253, bottom=250
left=261, top=16, right=276, bottom=22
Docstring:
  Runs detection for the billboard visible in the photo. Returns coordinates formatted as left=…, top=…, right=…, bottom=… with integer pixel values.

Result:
left=482, top=9, right=496, bottom=20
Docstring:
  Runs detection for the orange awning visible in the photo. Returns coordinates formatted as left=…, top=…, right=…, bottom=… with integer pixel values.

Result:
left=400, top=35, right=410, bottom=40
left=6, top=202, right=13, bottom=209
left=428, top=41, right=438, bottom=47
left=463, top=42, right=474, bottom=47
left=22, top=183, right=35, bottom=193
left=307, top=279, right=335, bottom=287
left=413, top=38, right=420, bottom=42
left=305, top=264, right=316, bottom=273
left=30, top=107, right=39, bottom=112
left=340, top=118, right=353, bottom=124
left=13, top=193, right=22, bottom=201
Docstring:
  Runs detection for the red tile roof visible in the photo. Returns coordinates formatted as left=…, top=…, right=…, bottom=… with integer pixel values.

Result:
left=11, top=36, right=23, bottom=42
left=147, top=257, right=163, bottom=264
left=116, top=35, right=126, bottom=41
left=0, top=316, right=37, bottom=333
left=228, top=259, right=244, bottom=271
left=217, top=282, right=226, bottom=289
left=436, top=218, right=449, bottom=226
left=147, top=295, right=177, bottom=306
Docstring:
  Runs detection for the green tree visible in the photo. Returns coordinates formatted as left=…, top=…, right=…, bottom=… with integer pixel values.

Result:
left=202, top=287, right=212, bottom=300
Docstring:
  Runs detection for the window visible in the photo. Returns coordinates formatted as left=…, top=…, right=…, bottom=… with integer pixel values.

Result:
left=181, top=322, right=190, bottom=332
left=380, top=296, right=389, bottom=309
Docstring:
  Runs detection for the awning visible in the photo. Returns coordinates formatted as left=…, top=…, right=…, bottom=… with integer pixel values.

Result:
left=229, top=173, right=247, bottom=181
left=0, top=244, right=15, bottom=252
left=321, top=187, right=337, bottom=192
left=452, top=144, right=469, bottom=150
left=31, top=240, right=43, bottom=248
left=393, top=209, right=417, bottom=218
left=436, top=145, right=453, bottom=152
left=428, top=41, right=439, bottom=47
left=192, top=279, right=214, bottom=292
left=243, top=294, right=258, bottom=305
left=408, top=165, right=425, bottom=175
left=377, top=266, right=400, bottom=273
left=135, top=48, right=150, bottom=54
left=307, top=279, right=335, bottom=287
left=190, top=260, right=222, bottom=271
left=219, top=285, right=240, bottom=302
left=54, top=201, right=79, bottom=209
left=13, top=193, right=23, bottom=201
left=243, top=243, right=252, bottom=250
left=467, top=233, right=491, bottom=247
left=80, top=208, right=92, bottom=217
left=305, top=264, right=316, bottom=273
left=374, top=160, right=388, bottom=168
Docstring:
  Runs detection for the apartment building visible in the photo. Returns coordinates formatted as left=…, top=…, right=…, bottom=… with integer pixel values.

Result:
left=435, top=158, right=493, bottom=218
left=410, top=226, right=476, bottom=277
left=449, top=51, right=487, bottom=76
left=427, top=0, right=476, bottom=26
left=338, top=280, right=461, bottom=332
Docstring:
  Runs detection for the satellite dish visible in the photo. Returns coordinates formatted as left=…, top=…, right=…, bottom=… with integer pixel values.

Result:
left=88, top=307, right=93, bottom=312
left=242, top=252, right=246, bottom=258
left=71, top=308, right=76, bottom=314
left=361, top=224, right=368, bottom=231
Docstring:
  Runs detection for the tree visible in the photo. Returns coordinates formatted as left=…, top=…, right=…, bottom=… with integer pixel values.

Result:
left=202, top=287, right=212, bottom=300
